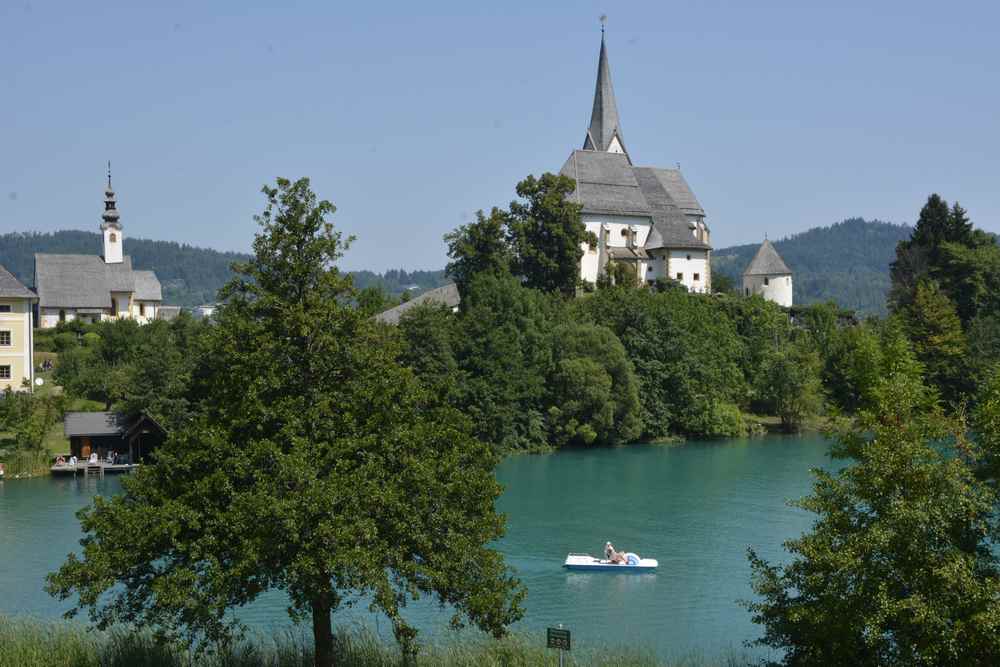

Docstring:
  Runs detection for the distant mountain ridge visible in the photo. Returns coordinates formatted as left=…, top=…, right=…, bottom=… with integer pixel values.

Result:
left=711, top=218, right=913, bottom=315
left=2, top=219, right=910, bottom=313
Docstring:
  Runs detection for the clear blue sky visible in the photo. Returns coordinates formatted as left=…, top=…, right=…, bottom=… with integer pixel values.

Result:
left=3, top=1, right=998, bottom=271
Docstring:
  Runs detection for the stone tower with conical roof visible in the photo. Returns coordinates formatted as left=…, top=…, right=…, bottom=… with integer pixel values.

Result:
left=583, top=31, right=629, bottom=161
left=742, top=239, right=792, bottom=307
left=101, top=162, right=124, bottom=264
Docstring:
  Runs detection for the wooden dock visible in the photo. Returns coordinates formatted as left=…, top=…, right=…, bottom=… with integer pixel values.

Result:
left=50, top=462, right=139, bottom=477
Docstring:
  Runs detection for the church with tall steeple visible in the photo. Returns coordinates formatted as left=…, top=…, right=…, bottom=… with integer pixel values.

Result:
left=33, top=166, right=163, bottom=328
left=560, top=31, right=712, bottom=291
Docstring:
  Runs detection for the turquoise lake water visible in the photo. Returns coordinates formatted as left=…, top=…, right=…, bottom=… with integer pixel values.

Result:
left=0, top=435, right=831, bottom=660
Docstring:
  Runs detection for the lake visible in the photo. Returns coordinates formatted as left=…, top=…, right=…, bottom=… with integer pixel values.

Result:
left=0, top=434, right=831, bottom=660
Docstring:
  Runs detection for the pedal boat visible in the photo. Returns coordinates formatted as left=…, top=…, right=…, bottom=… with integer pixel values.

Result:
left=563, top=553, right=658, bottom=572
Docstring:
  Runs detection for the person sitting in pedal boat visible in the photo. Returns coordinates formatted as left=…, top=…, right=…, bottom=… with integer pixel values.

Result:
left=605, top=541, right=627, bottom=564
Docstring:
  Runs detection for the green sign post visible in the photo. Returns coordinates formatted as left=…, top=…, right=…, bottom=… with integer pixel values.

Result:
left=547, top=626, right=571, bottom=665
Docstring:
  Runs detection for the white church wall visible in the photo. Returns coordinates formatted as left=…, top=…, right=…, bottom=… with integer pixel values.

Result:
left=103, top=226, right=123, bottom=264
left=667, top=249, right=710, bottom=293
left=743, top=274, right=793, bottom=307
left=578, top=214, right=654, bottom=284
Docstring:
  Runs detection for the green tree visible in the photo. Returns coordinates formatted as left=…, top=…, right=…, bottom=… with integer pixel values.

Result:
left=444, top=208, right=512, bottom=299
left=355, top=284, right=399, bottom=317
left=757, top=338, right=823, bottom=431
left=507, top=173, right=593, bottom=296
left=47, top=178, right=524, bottom=667
left=711, top=272, right=735, bottom=294
left=451, top=272, right=552, bottom=451
left=890, top=195, right=977, bottom=314
left=904, top=280, right=970, bottom=403
left=0, top=387, right=65, bottom=451
left=746, top=372, right=1000, bottom=665
left=546, top=322, right=642, bottom=446
left=605, top=260, right=639, bottom=288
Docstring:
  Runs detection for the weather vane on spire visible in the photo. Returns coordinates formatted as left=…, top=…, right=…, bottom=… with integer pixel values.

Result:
left=600, top=14, right=607, bottom=35
left=107, top=160, right=112, bottom=188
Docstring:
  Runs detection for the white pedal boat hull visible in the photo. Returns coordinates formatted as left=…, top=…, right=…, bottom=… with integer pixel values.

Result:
left=563, top=553, right=658, bottom=572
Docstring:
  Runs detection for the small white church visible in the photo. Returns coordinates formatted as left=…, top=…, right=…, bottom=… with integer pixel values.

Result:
left=34, top=171, right=163, bottom=328
left=562, top=33, right=712, bottom=292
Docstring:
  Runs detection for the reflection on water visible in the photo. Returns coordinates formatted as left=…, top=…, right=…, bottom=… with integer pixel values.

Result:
left=0, top=435, right=830, bottom=659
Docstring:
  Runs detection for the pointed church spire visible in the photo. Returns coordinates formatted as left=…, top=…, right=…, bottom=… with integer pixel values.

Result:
left=583, top=26, right=629, bottom=162
left=102, top=161, right=120, bottom=226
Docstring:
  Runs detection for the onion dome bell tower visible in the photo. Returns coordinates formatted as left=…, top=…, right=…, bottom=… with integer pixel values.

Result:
left=101, top=161, right=124, bottom=264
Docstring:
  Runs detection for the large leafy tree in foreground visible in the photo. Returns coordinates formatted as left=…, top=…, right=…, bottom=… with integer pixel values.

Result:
left=746, top=368, right=1000, bottom=665
left=47, top=177, right=524, bottom=667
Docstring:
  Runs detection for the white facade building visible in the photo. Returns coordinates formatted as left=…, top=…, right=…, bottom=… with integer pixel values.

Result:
left=742, top=240, right=793, bottom=307
left=34, top=171, right=163, bottom=328
left=563, top=34, right=712, bottom=291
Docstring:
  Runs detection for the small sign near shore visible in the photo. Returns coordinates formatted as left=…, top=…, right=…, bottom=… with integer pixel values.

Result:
left=547, top=626, right=571, bottom=651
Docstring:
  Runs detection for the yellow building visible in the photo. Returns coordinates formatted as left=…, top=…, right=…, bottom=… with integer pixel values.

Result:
left=0, top=264, right=37, bottom=392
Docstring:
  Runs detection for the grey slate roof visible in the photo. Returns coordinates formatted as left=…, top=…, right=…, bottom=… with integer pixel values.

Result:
left=34, top=254, right=162, bottom=308
left=743, top=240, right=792, bottom=276
left=64, top=411, right=127, bottom=437
left=583, top=35, right=628, bottom=160
left=0, top=264, right=36, bottom=299
left=560, top=150, right=710, bottom=250
left=375, top=283, right=461, bottom=325
left=133, top=270, right=162, bottom=301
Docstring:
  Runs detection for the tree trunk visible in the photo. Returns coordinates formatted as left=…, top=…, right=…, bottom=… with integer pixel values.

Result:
left=312, top=596, right=335, bottom=667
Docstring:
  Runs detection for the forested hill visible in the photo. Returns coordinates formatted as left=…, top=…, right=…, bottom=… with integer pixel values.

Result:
left=712, top=218, right=913, bottom=316
left=0, top=231, right=447, bottom=308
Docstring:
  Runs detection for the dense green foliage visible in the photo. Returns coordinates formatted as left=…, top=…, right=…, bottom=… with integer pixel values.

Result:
left=46, top=178, right=523, bottom=667
left=712, top=218, right=913, bottom=315
left=888, top=194, right=1000, bottom=403
left=747, top=366, right=1000, bottom=665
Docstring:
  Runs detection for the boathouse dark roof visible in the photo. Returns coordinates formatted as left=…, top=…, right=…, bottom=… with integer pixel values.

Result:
left=64, top=411, right=129, bottom=437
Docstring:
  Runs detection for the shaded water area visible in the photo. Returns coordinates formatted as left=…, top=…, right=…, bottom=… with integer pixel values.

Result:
left=0, top=435, right=832, bottom=660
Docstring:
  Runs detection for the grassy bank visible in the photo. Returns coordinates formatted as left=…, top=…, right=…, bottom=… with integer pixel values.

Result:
left=0, top=450, right=52, bottom=479
left=0, top=617, right=748, bottom=667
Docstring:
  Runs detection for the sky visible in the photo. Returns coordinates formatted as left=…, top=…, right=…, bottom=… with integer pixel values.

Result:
left=2, top=1, right=998, bottom=271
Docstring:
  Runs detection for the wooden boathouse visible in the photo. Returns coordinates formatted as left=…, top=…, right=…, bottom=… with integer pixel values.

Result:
left=61, top=411, right=166, bottom=472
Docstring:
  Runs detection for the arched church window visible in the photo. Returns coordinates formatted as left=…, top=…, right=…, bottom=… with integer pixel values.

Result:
left=59, top=310, right=66, bottom=323
left=110, top=233, right=117, bottom=242
left=111, top=298, right=117, bottom=314
left=139, top=303, right=145, bottom=317
left=764, top=277, right=769, bottom=286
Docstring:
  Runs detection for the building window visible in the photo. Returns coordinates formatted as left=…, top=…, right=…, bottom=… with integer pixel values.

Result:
left=647, top=266, right=654, bottom=272
left=745, top=287, right=750, bottom=296
left=620, top=229, right=628, bottom=237
left=693, top=273, right=700, bottom=282
left=764, top=277, right=769, bottom=286
left=676, top=272, right=683, bottom=281
left=59, top=310, right=66, bottom=323
left=0, top=366, right=10, bottom=380
left=110, top=233, right=117, bottom=242
left=0, top=331, right=9, bottom=346
left=686, top=254, right=691, bottom=261
left=0, top=305, right=10, bottom=313
left=111, top=298, right=118, bottom=314
left=139, top=303, right=145, bottom=317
